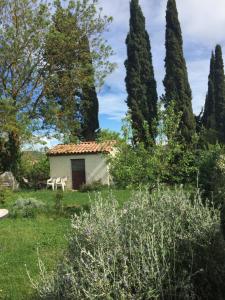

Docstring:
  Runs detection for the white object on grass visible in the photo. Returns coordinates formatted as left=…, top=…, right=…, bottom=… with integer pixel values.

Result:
left=56, top=177, right=67, bottom=191
left=0, top=209, right=8, bottom=219
left=46, top=177, right=56, bottom=190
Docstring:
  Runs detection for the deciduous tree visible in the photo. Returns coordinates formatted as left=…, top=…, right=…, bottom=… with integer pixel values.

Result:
left=0, top=0, right=50, bottom=174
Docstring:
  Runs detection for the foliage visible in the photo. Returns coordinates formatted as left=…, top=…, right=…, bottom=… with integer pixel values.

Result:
left=96, top=129, right=122, bottom=142
left=0, top=0, right=50, bottom=175
left=0, top=0, right=50, bottom=138
left=0, top=185, right=13, bottom=205
left=198, top=126, right=219, bottom=146
left=35, top=187, right=225, bottom=299
left=202, top=52, right=216, bottom=131
left=44, top=0, right=115, bottom=142
left=214, top=45, right=225, bottom=143
left=201, top=46, right=225, bottom=144
left=10, top=198, right=45, bottom=218
left=78, top=36, right=99, bottom=141
left=0, top=0, right=115, bottom=169
left=0, top=132, right=21, bottom=177
left=125, top=0, right=158, bottom=146
left=110, top=142, right=156, bottom=188
left=110, top=143, right=198, bottom=189
left=79, top=180, right=108, bottom=192
left=63, top=204, right=90, bottom=217
left=110, top=101, right=198, bottom=189
left=197, top=144, right=225, bottom=207
left=80, top=78, right=99, bottom=141
left=19, top=153, right=50, bottom=189
left=163, top=0, right=196, bottom=143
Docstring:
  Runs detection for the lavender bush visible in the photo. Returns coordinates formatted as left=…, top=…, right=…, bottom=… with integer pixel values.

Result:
left=35, top=187, right=225, bottom=299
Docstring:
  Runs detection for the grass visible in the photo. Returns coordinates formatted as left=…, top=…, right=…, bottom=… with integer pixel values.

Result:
left=0, top=188, right=131, bottom=300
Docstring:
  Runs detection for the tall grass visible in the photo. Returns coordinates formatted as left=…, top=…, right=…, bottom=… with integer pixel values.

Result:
left=35, top=187, right=225, bottom=299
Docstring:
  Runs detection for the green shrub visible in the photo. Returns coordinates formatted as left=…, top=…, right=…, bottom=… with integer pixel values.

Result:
left=35, top=187, right=225, bottom=299
left=19, top=154, right=50, bottom=189
left=0, top=186, right=13, bottom=204
left=63, top=204, right=90, bottom=217
left=79, top=180, right=108, bottom=192
left=110, top=142, right=198, bottom=189
left=109, top=102, right=199, bottom=189
left=198, top=144, right=225, bottom=207
left=10, top=198, right=45, bottom=218
left=96, top=129, right=123, bottom=142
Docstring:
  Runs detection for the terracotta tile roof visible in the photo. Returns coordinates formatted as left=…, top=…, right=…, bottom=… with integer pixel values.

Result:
left=48, top=141, right=116, bottom=156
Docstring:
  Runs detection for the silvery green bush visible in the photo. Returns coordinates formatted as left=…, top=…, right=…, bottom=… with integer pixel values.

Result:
left=10, top=197, right=45, bottom=218
left=36, top=188, right=225, bottom=299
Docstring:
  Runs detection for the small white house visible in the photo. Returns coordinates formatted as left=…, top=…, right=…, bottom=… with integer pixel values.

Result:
left=47, top=141, right=116, bottom=190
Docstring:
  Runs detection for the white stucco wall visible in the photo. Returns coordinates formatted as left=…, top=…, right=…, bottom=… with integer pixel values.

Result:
left=49, top=153, right=110, bottom=189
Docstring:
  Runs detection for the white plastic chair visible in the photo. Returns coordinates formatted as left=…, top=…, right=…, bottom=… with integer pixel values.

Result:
left=56, top=177, right=67, bottom=191
left=47, top=177, right=56, bottom=190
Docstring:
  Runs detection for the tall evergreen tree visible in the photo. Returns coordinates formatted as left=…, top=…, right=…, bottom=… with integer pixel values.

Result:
left=80, top=38, right=99, bottom=141
left=125, top=0, right=158, bottom=145
left=202, top=52, right=216, bottom=130
left=163, top=0, right=195, bottom=143
left=80, top=85, right=99, bottom=141
left=201, top=46, right=225, bottom=144
left=214, top=45, right=225, bottom=143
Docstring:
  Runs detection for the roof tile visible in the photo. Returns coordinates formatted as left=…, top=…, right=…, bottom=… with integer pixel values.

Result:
left=48, top=141, right=116, bottom=156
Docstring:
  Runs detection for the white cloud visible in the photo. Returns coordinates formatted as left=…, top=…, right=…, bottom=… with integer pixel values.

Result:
left=176, top=0, right=225, bottom=46
left=99, top=93, right=127, bottom=121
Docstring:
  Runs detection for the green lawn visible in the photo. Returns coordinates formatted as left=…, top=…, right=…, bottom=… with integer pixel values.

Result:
left=0, top=189, right=131, bottom=300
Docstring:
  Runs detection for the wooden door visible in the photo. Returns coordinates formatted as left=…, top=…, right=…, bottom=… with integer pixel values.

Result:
left=71, top=159, right=86, bottom=189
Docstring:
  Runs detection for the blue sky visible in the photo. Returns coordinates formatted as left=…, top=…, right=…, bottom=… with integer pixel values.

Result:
left=98, top=0, right=225, bottom=132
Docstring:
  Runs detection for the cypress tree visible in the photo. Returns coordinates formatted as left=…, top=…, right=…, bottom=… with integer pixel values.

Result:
left=214, top=45, right=225, bottom=143
left=125, top=0, right=158, bottom=145
left=202, top=52, right=216, bottom=130
left=80, top=38, right=99, bottom=141
left=80, top=85, right=99, bottom=141
left=163, top=0, right=195, bottom=143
